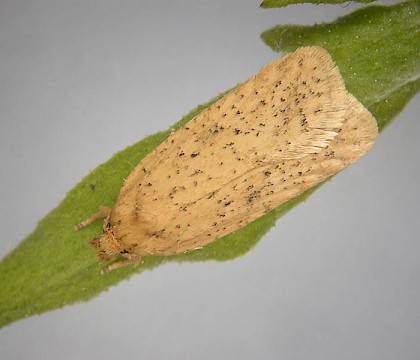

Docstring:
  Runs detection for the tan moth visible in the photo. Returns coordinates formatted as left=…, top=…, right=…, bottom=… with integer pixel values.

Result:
left=76, top=46, right=378, bottom=274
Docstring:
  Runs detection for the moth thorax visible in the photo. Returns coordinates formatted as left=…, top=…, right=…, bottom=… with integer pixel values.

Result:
left=100, top=228, right=124, bottom=256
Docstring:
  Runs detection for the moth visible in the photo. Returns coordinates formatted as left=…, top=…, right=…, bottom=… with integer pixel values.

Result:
left=76, top=46, right=378, bottom=274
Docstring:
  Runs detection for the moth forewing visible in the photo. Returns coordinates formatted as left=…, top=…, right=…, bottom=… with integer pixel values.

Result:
left=77, top=46, right=378, bottom=273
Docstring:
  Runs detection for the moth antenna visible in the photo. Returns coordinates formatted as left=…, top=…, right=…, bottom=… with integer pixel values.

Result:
left=75, top=205, right=111, bottom=231
left=97, top=251, right=112, bottom=263
left=101, top=256, right=142, bottom=275
left=88, top=236, right=101, bottom=249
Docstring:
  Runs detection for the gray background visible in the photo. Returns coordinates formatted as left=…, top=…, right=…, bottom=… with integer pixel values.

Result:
left=0, top=1, right=419, bottom=359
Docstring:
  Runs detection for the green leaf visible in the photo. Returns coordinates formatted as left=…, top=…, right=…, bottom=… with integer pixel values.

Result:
left=261, top=0, right=420, bottom=131
left=0, top=91, right=317, bottom=328
left=260, top=0, right=375, bottom=8
left=1, top=0, right=419, bottom=328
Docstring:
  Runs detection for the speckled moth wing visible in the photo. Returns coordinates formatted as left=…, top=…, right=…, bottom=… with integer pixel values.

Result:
left=110, top=46, right=378, bottom=257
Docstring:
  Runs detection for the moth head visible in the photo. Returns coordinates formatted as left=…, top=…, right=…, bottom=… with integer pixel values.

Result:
left=99, top=227, right=125, bottom=257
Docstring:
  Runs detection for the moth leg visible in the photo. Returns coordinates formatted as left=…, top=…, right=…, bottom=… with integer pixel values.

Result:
left=101, top=256, right=142, bottom=275
left=75, top=205, right=111, bottom=231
